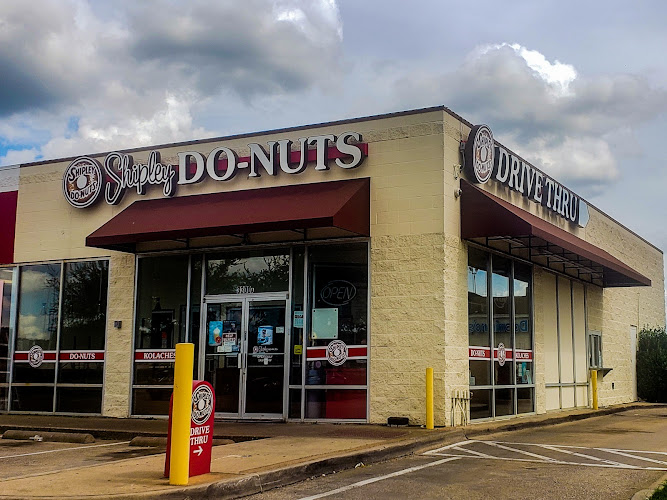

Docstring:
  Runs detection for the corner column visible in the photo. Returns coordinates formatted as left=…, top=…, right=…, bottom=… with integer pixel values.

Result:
left=102, top=253, right=136, bottom=417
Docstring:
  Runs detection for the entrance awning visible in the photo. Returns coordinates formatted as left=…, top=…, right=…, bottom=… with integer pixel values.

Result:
left=460, top=181, right=650, bottom=287
left=86, top=178, right=370, bottom=252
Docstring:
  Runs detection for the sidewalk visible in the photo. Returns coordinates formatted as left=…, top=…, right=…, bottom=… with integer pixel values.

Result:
left=0, top=403, right=659, bottom=499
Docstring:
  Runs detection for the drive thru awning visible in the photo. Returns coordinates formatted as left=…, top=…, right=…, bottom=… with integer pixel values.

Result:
left=86, top=177, right=370, bottom=252
left=460, top=181, right=650, bottom=287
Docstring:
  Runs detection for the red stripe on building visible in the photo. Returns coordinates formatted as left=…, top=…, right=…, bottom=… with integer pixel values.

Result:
left=59, top=351, right=105, bottom=361
left=469, top=347, right=533, bottom=362
left=135, top=350, right=176, bottom=361
left=306, top=346, right=368, bottom=359
left=14, top=351, right=57, bottom=361
left=0, top=190, right=18, bottom=265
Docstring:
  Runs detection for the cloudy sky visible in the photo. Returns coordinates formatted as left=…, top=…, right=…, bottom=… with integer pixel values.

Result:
left=1, top=0, right=666, bottom=297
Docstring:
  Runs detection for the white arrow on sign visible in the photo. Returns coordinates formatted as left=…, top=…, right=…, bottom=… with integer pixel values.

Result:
left=193, top=446, right=203, bottom=457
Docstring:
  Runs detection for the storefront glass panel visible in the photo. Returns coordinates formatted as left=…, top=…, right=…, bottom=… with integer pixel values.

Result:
left=290, top=247, right=304, bottom=386
left=56, top=387, right=102, bottom=413
left=206, top=251, right=289, bottom=295
left=495, top=388, right=515, bottom=417
left=514, top=263, right=533, bottom=385
left=468, top=248, right=490, bottom=386
left=133, top=255, right=189, bottom=403
left=517, top=387, right=534, bottom=414
left=468, top=247, right=533, bottom=420
left=470, top=388, right=492, bottom=419
left=0, top=267, right=16, bottom=411
left=492, top=255, right=513, bottom=386
left=16, top=264, right=60, bottom=352
left=305, top=389, right=366, bottom=419
left=10, top=260, right=108, bottom=413
left=303, top=243, right=368, bottom=420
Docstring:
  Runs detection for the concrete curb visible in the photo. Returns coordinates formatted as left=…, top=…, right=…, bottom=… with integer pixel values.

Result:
left=1, top=429, right=95, bottom=444
left=463, top=403, right=653, bottom=438
left=631, top=472, right=667, bottom=500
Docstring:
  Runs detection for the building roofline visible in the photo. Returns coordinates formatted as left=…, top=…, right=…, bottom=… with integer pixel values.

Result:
left=14, top=105, right=662, bottom=254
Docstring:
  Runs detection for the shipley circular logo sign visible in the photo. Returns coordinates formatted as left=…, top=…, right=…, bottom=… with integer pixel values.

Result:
left=326, top=340, right=348, bottom=366
left=63, top=157, right=103, bottom=208
left=464, top=124, right=495, bottom=184
left=28, top=345, right=44, bottom=368
left=191, top=384, right=214, bottom=425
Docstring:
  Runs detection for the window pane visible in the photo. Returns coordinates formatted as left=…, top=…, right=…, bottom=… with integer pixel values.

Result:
left=306, top=359, right=367, bottom=385
left=290, top=247, right=304, bottom=385
left=517, top=387, right=534, bottom=414
left=206, top=250, right=289, bottom=295
left=0, top=268, right=16, bottom=394
left=495, top=388, right=515, bottom=417
left=133, top=363, right=175, bottom=385
left=309, top=243, right=368, bottom=348
left=132, top=388, right=171, bottom=415
left=135, top=256, right=189, bottom=349
left=189, top=255, right=202, bottom=378
left=470, top=388, right=492, bottom=419
left=305, top=389, right=366, bottom=419
left=59, top=261, right=108, bottom=350
left=289, top=388, right=302, bottom=419
left=12, top=386, right=54, bottom=412
left=514, top=262, right=532, bottom=384
left=13, top=361, right=55, bottom=383
left=58, top=362, right=104, bottom=384
left=0, top=386, right=7, bottom=411
left=56, top=387, right=102, bottom=413
left=492, top=256, right=513, bottom=385
left=16, top=264, right=61, bottom=351
left=468, top=248, right=490, bottom=386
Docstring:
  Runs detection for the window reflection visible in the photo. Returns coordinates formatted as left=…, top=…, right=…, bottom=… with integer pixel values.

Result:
left=17, top=264, right=61, bottom=351
left=468, top=247, right=534, bottom=419
left=206, top=251, right=289, bottom=295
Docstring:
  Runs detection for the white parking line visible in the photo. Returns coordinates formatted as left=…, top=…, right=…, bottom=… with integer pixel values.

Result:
left=297, top=456, right=461, bottom=500
left=422, top=440, right=667, bottom=471
left=534, top=443, right=630, bottom=468
left=484, top=441, right=559, bottom=463
left=0, top=441, right=130, bottom=460
left=601, top=449, right=667, bottom=466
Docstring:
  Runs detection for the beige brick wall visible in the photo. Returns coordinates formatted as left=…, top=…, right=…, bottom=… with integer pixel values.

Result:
left=103, top=254, right=136, bottom=417
left=369, top=233, right=446, bottom=425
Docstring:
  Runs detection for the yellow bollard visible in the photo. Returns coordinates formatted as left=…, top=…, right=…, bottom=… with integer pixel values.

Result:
left=426, top=367, right=434, bottom=430
left=170, top=343, right=194, bottom=486
left=591, top=369, right=598, bottom=410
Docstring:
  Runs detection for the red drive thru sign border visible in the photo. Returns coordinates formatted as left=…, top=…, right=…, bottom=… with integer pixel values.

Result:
left=164, top=380, right=215, bottom=478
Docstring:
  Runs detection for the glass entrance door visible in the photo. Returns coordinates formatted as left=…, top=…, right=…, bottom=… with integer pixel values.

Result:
left=203, top=294, right=288, bottom=419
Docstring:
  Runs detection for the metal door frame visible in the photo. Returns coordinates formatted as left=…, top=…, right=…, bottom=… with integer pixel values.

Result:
left=200, top=292, right=290, bottom=420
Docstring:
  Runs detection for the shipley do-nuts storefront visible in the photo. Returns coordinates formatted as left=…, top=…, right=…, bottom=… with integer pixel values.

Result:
left=0, top=106, right=664, bottom=425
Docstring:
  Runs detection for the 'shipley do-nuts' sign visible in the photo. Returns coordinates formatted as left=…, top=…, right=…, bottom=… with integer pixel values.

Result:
left=63, top=132, right=367, bottom=208
left=164, top=380, right=215, bottom=478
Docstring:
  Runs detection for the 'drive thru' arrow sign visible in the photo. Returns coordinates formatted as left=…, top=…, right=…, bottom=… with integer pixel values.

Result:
left=164, top=381, right=215, bottom=479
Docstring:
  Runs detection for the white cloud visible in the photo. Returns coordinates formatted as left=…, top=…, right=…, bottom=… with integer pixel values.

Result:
left=386, top=43, right=667, bottom=195
left=0, top=0, right=344, bottom=161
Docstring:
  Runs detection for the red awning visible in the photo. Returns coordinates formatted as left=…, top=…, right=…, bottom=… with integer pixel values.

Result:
left=461, top=181, right=650, bottom=287
left=86, top=178, right=370, bottom=252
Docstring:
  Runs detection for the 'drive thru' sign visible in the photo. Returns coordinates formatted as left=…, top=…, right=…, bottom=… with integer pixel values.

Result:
left=164, top=380, right=216, bottom=478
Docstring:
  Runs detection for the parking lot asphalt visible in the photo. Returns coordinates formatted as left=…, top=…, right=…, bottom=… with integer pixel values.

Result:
left=0, top=403, right=664, bottom=499
left=245, top=407, right=667, bottom=500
